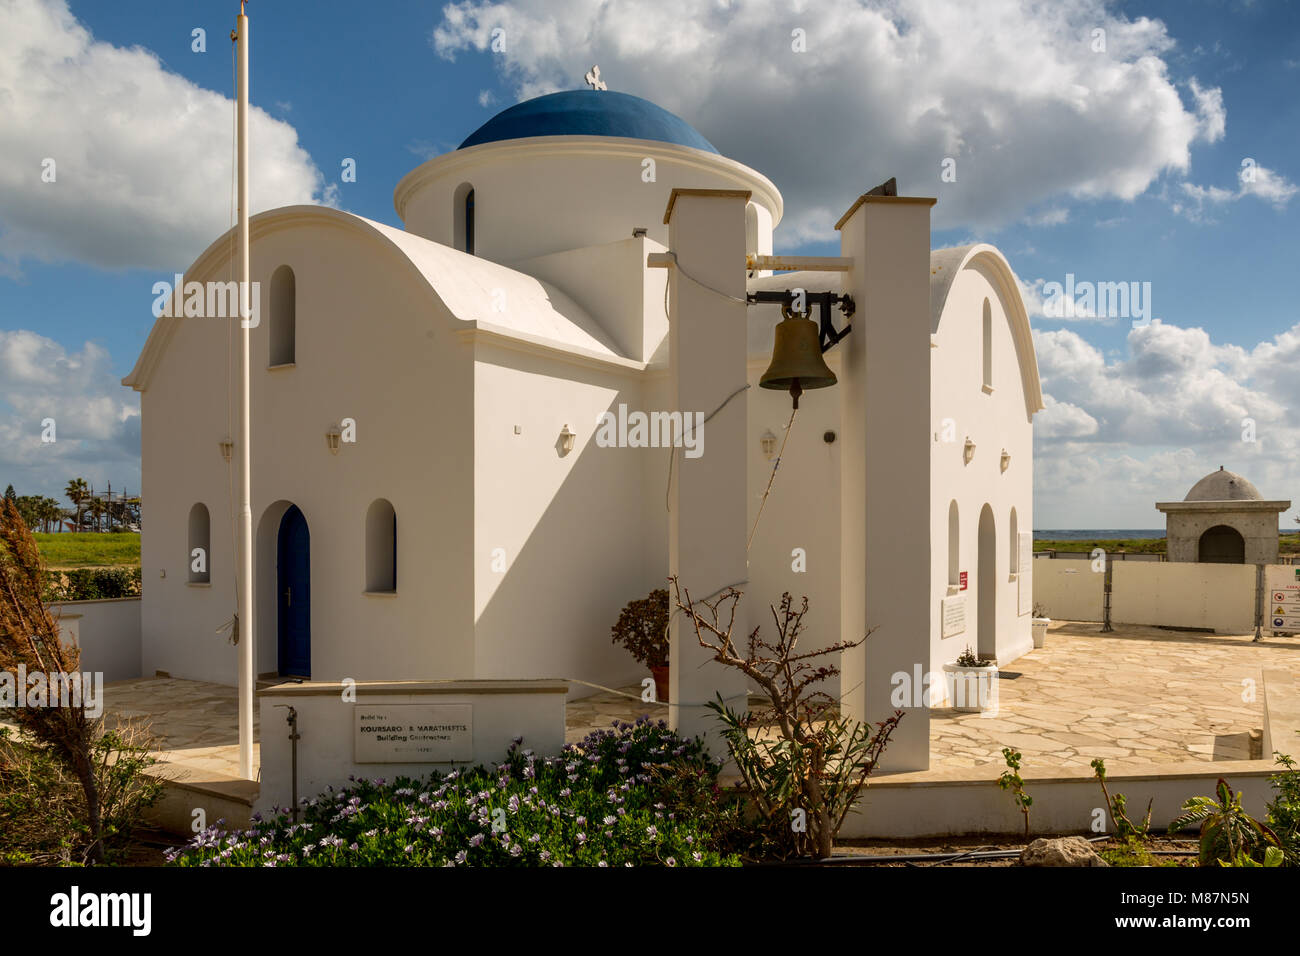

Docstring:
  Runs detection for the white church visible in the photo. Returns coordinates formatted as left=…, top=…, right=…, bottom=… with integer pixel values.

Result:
left=124, top=83, right=1042, bottom=770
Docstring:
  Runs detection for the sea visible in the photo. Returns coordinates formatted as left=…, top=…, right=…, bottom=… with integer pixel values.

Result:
left=1033, top=529, right=1166, bottom=540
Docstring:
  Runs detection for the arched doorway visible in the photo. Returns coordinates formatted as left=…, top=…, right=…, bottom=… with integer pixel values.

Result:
left=978, top=504, right=996, bottom=659
left=277, top=504, right=311, bottom=676
left=1198, top=524, right=1245, bottom=564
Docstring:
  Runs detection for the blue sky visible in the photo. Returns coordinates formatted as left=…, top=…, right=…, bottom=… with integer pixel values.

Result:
left=1, top=0, right=1297, bottom=527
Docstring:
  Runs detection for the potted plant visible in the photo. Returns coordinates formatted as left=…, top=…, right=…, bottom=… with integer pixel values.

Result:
left=611, top=588, right=670, bottom=702
left=942, top=646, right=998, bottom=713
left=1031, top=602, right=1051, bottom=649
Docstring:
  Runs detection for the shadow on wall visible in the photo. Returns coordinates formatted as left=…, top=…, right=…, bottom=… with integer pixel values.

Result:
left=473, top=355, right=662, bottom=698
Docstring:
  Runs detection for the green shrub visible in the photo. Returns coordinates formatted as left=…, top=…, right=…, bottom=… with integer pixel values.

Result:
left=1169, top=777, right=1282, bottom=866
left=610, top=588, right=669, bottom=668
left=43, top=566, right=142, bottom=602
left=167, top=718, right=740, bottom=867
left=1266, top=751, right=1300, bottom=866
left=0, top=724, right=163, bottom=866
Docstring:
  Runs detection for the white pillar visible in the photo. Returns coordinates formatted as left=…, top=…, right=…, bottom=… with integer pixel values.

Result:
left=664, top=188, right=751, bottom=752
left=837, top=194, right=935, bottom=772
left=235, top=8, right=256, bottom=780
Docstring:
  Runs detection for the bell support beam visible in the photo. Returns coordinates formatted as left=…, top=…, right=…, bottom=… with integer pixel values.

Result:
left=837, top=192, right=936, bottom=772
left=663, top=188, right=751, bottom=756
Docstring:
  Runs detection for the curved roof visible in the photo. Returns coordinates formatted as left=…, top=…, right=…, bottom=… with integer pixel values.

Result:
left=458, top=91, right=719, bottom=154
left=123, top=205, right=633, bottom=391
left=1185, top=466, right=1263, bottom=502
left=930, top=243, right=1044, bottom=418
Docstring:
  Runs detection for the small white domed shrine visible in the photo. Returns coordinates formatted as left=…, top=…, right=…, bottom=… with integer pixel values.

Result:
left=1156, top=466, right=1291, bottom=563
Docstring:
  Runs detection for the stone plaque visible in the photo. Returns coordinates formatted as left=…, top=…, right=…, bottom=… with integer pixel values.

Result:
left=941, top=594, right=967, bottom=638
left=354, top=704, right=473, bottom=763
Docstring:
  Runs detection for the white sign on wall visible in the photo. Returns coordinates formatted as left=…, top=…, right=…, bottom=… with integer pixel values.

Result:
left=1017, top=532, right=1033, bottom=616
left=355, top=704, right=474, bottom=763
left=942, top=594, right=967, bottom=637
left=1266, top=564, right=1300, bottom=633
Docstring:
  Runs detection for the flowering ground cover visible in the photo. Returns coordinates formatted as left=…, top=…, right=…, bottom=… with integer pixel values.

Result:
left=167, top=717, right=741, bottom=867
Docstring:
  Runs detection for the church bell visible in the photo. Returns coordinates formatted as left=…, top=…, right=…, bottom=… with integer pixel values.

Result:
left=759, top=307, right=837, bottom=408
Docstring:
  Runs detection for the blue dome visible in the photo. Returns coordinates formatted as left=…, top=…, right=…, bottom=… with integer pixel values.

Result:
left=458, top=90, right=718, bottom=154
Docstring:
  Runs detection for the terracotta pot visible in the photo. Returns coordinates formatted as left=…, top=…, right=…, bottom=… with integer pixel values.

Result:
left=649, top=664, right=670, bottom=703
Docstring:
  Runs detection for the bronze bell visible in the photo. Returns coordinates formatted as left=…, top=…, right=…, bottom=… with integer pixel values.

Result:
left=759, top=306, right=837, bottom=408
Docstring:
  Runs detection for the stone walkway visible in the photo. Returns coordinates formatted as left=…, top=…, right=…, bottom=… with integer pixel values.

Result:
left=73, top=621, right=1299, bottom=782
left=566, top=622, right=1300, bottom=773
left=100, top=676, right=262, bottom=781
left=928, top=621, right=1297, bottom=773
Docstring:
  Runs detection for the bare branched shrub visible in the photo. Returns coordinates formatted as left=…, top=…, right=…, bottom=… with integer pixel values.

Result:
left=0, top=498, right=159, bottom=863
left=670, top=576, right=902, bottom=859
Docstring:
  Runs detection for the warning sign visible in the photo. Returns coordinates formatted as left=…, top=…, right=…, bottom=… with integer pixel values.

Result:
left=1265, top=565, right=1300, bottom=634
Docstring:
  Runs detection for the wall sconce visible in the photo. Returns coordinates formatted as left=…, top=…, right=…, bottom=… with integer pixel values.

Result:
left=219, top=436, right=234, bottom=463
left=963, top=437, right=976, bottom=465
left=326, top=425, right=342, bottom=455
left=760, top=430, right=778, bottom=460
left=559, top=424, right=576, bottom=455
left=1001, top=449, right=1011, bottom=472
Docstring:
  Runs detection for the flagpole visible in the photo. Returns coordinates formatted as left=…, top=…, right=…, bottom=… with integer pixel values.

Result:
left=235, top=1, right=255, bottom=780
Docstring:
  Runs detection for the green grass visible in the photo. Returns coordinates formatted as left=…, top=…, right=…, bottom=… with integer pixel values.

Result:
left=1036, top=532, right=1300, bottom=555
left=1034, top=538, right=1167, bottom=554
left=33, top=533, right=141, bottom=569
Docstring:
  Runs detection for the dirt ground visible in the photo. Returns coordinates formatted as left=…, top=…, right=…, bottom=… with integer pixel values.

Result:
left=827, top=834, right=1200, bottom=866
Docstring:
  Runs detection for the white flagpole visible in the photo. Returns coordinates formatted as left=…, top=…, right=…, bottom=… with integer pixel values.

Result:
left=235, top=1, right=255, bottom=780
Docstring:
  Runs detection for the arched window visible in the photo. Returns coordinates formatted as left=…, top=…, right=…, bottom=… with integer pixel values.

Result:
left=981, top=298, right=993, bottom=391
left=365, top=499, right=397, bottom=592
left=745, top=203, right=759, bottom=257
left=188, top=503, right=210, bottom=584
left=947, top=500, right=960, bottom=588
left=1009, top=507, right=1019, bottom=577
left=453, top=182, right=475, bottom=255
left=269, top=265, right=296, bottom=366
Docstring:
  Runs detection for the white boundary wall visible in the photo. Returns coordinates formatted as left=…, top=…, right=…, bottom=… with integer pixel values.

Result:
left=1111, top=562, right=1256, bottom=633
left=50, top=597, right=142, bottom=682
left=1032, top=560, right=1104, bottom=622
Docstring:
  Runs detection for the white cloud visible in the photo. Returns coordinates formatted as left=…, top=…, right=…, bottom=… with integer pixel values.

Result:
left=0, top=0, right=327, bottom=273
left=1172, top=162, right=1297, bottom=220
left=1189, top=77, right=1226, bottom=143
left=0, top=330, right=140, bottom=498
left=1031, top=321, right=1300, bottom=526
left=1024, top=207, right=1070, bottom=227
left=1035, top=394, right=1098, bottom=439
left=434, top=0, right=1224, bottom=242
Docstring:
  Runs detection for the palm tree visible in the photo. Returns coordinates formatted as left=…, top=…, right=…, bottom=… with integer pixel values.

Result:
left=65, top=478, right=88, bottom=532
left=88, top=498, right=105, bottom=534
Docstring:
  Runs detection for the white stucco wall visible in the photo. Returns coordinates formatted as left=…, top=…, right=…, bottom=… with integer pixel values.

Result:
left=1111, top=562, right=1257, bottom=633
left=929, top=258, right=1035, bottom=682
left=1032, top=559, right=1106, bottom=621
left=394, top=137, right=781, bottom=266
left=136, top=217, right=475, bottom=685
left=745, top=349, right=843, bottom=681
left=51, top=598, right=142, bottom=683
left=471, top=345, right=660, bottom=694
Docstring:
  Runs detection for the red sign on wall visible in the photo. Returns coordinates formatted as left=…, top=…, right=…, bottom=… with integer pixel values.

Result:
left=959, top=571, right=968, bottom=591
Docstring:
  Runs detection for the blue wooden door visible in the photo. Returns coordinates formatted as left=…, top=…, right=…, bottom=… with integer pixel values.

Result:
left=277, top=505, right=311, bottom=676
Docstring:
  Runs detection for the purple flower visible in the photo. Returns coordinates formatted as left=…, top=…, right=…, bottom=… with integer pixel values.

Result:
left=470, top=833, right=485, bottom=848
left=576, top=833, right=587, bottom=845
